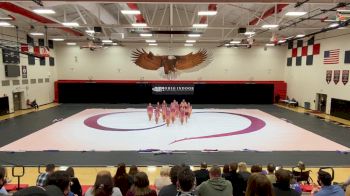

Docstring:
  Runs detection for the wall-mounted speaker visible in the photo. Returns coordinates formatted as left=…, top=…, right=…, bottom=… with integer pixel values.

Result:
left=94, top=26, right=102, bottom=33
left=238, top=28, right=247, bottom=34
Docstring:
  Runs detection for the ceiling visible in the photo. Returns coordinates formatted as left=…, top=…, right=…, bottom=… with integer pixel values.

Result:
left=1, top=0, right=350, bottom=47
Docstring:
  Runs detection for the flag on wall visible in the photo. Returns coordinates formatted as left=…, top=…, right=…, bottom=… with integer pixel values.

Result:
left=286, top=36, right=320, bottom=66
left=324, top=49, right=340, bottom=64
left=345, top=50, right=350, bottom=64
left=326, top=70, right=332, bottom=84
left=334, top=70, right=340, bottom=84
left=342, top=70, right=349, bottom=85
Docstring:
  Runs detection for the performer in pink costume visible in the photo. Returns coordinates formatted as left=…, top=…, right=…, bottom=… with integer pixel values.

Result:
left=154, top=105, right=160, bottom=124
left=147, top=103, right=154, bottom=121
left=165, top=107, right=171, bottom=127
left=161, top=100, right=167, bottom=122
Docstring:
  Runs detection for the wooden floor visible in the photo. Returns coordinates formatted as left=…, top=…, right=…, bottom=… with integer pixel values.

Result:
left=0, top=103, right=60, bottom=121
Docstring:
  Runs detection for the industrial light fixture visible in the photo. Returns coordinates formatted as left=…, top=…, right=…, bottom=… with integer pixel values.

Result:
left=85, top=30, right=95, bottom=34
left=0, top=16, right=13, bottom=20
left=121, top=10, right=141, bottom=15
left=112, top=43, right=118, bottom=46
left=52, top=38, right=64, bottom=41
left=140, top=33, right=152, bottom=37
left=66, top=42, right=76, bottom=46
left=285, top=11, right=307, bottom=16
left=266, top=43, right=275, bottom=46
left=262, top=24, right=279, bottom=28
left=230, top=40, right=240, bottom=44
left=188, top=34, right=201, bottom=37
left=198, top=11, right=217, bottom=16
left=336, top=9, right=350, bottom=13
left=192, top=23, right=208, bottom=28
left=184, top=43, right=193, bottom=47
left=224, top=43, right=230, bottom=46
left=33, top=9, right=56, bottom=14
left=278, top=40, right=286, bottom=43
left=244, top=32, right=255, bottom=36
left=0, top=22, right=12, bottom=27
left=145, top=40, right=156, bottom=43
left=329, top=23, right=339, bottom=28
left=30, top=32, right=44, bottom=36
left=102, top=40, right=113, bottom=43
left=186, top=40, right=196, bottom=43
left=296, top=34, right=305, bottom=38
left=132, top=23, right=147, bottom=27
left=148, top=43, right=158, bottom=46
left=62, top=22, right=79, bottom=27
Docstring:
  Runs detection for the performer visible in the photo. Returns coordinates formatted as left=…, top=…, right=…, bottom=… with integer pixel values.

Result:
left=154, top=105, right=160, bottom=124
left=165, top=107, right=171, bottom=127
left=147, top=103, right=154, bottom=121
left=161, top=100, right=167, bottom=122
left=175, top=100, right=180, bottom=118
left=179, top=107, right=185, bottom=125
left=187, top=102, right=192, bottom=118
left=170, top=100, right=176, bottom=124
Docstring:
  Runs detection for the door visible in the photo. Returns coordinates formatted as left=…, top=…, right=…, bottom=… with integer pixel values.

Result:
left=316, top=93, right=327, bottom=113
left=13, top=92, right=21, bottom=111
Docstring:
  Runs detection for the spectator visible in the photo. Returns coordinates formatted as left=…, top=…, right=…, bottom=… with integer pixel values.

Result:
left=273, top=169, right=300, bottom=196
left=113, top=163, right=133, bottom=196
left=126, top=172, right=156, bottom=196
left=85, top=170, right=122, bottom=196
left=346, top=185, right=350, bottom=196
left=177, top=167, right=196, bottom=196
left=238, top=162, right=251, bottom=182
left=0, top=166, right=8, bottom=195
left=194, top=162, right=209, bottom=186
left=13, top=186, right=48, bottom=196
left=314, top=170, right=344, bottom=196
left=250, top=164, right=263, bottom=174
left=221, top=164, right=230, bottom=179
left=224, top=163, right=244, bottom=196
left=66, top=166, right=82, bottom=196
left=245, top=173, right=274, bottom=196
left=45, top=171, right=71, bottom=196
left=128, top=165, right=139, bottom=181
left=154, top=166, right=171, bottom=193
left=266, top=163, right=276, bottom=184
left=159, top=165, right=181, bottom=196
left=36, top=164, right=55, bottom=187
left=196, top=165, right=232, bottom=196
left=27, top=99, right=39, bottom=110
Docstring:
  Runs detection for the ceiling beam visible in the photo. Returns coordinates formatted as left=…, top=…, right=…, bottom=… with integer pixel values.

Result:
left=10, top=0, right=342, bottom=3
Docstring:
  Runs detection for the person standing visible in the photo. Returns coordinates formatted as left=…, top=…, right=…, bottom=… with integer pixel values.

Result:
left=36, top=164, right=55, bottom=187
left=194, top=162, right=210, bottom=186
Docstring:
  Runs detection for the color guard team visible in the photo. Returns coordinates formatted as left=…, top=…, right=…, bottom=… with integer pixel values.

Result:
left=147, top=99, right=192, bottom=126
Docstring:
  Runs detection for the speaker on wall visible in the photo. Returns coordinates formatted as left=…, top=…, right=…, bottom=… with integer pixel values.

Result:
left=238, top=28, right=247, bottom=34
left=94, top=26, right=102, bottom=33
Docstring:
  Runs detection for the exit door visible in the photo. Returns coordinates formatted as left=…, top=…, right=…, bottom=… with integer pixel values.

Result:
left=13, top=92, right=22, bottom=111
left=316, top=93, right=327, bottom=113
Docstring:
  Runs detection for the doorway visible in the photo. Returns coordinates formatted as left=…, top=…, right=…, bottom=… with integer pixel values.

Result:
left=12, top=92, right=22, bottom=111
left=316, top=93, right=327, bottom=113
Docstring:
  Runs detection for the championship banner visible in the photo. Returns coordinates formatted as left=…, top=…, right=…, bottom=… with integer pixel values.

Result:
left=342, top=70, right=349, bottom=85
left=334, top=70, right=340, bottom=85
left=21, top=65, right=27, bottom=78
left=152, top=84, right=194, bottom=95
left=326, top=70, right=332, bottom=84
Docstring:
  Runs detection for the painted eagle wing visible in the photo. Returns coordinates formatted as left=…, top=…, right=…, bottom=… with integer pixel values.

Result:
left=175, top=49, right=207, bottom=70
left=132, top=49, right=162, bottom=70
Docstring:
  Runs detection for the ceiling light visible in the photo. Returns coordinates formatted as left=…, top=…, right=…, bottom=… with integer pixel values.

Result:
left=102, top=40, right=113, bottom=43
left=62, top=22, right=79, bottom=27
left=188, top=34, right=201, bottom=37
left=262, top=24, right=279, bottom=28
left=230, top=40, right=240, bottom=44
left=66, top=42, right=76, bottom=46
left=52, top=38, right=64, bottom=41
left=140, top=33, right=152, bottom=37
left=121, top=10, right=141, bottom=15
left=285, top=11, right=307, bottom=16
left=278, top=40, right=286, bottom=43
left=186, top=40, right=196, bottom=43
left=149, top=43, right=158, bottom=46
left=193, top=23, right=208, bottom=28
left=329, top=23, right=339, bottom=28
left=112, top=43, right=118, bottom=46
left=33, top=9, right=56, bottom=14
left=224, top=43, right=230, bottom=46
left=184, top=43, right=193, bottom=47
left=296, top=34, right=305, bottom=38
left=30, top=32, right=44, bottom=36
left=266, top=43, right=275, bottom=46
left=337, top=9, right=350, bottom=13
left=132, top=23, right=147, bottom=27
left=0, top=22, right=12, bottom=27
left=145, top=40, right=156, bottom=43
left=0, top=17, right=13, bottom=20
left=198, top=11, right=217, bottom=16
left=85, top=30, right=95, bottom=34
left=244, top=32, right=255, bottom=35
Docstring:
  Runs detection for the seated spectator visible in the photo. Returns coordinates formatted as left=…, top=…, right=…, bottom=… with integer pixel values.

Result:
left=126, top=172, right=157, bottom=196
left=154, top=166, right=171, bottom=193
left=27, top=99, right=39, bottom=110
left=273, top=169, right=301, bottom=196
left=0, top=166, right=8, bottom=195
left=314, top=170, right=344, bottom=196
left=266, top=163, right=276, bottom=184
left=194, top=162, right=209, bottom=186
left=45, top=170, right=71, bottom=196
left=250, top=164, right=263, bottom=174
left=85, top=170, right=122, bottom=196
left=13, top=186, right=48, bottom=196
left=158, top=165, right=181, bottom=196
left=66, top=166, right=82, bottom=196
left=196, top=165, right=232, bottom=196
left=128, top=165, right=139, bottom=182
left=36, top=164, right=55, bottom=187
left=223, top=162, right=244, bottom=196
left=245, top=173, right=274, bottom=196
left=113, top=163, right=132, bottom=196
left=177, top=167, right=196, bottom=196
left=221, top=164, right=230, bottom=179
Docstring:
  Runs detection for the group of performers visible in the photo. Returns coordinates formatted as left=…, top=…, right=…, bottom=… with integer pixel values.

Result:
left=147, top=99, right=192, bottom=126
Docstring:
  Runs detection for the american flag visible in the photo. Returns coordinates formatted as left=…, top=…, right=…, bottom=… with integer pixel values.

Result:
left=324, top=49, right=340, bottom=64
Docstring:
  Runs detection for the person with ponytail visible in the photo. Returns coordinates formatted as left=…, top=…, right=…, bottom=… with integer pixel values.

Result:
left=85, top=171, right=122, bottom=196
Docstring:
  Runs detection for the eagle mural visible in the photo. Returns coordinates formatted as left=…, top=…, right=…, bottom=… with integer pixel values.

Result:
left=131, top=49, right=208, bottom=74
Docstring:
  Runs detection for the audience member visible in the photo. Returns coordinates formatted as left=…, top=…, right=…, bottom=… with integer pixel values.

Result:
left=27, top=99, right=39, bottom=110
left=346, top=185, right=350, bottom=196
left=250, top=164, right=263, bottom=174
left=266, top=163, right=276, bottom=184
left=158, top=165, right=181, bottom=196
left=273, top=169, right=300, bottom=196
left=238, top=162, right=251, bottom=182
left=154, top=166, right=171, bottom=193
left=36, top=164, right=55, bottom=187
left=126, top=172, right=157, bottom=196
left=45, top=171, right=71, bottom=196
left=13, top=186, right=48, bottom=196
left=128, top=165, right=139, bottom=181
left=196, top=165, right=232, bottom=196
left=224, top=163, right=244, bottom=196
left=113, top=163, right=133, bottom=196
left=194, top=162, right=209, bottom=186
left=221, top=164, right=230, bottom=179
left=0, top=166, right=8, bottom=195
left=85, top=170, right=122, bottom=196
left=177, top=167, right=196, bottom=196
left=66, top=166, right=82, bottom=196
left=245, top=173, right=274, bottom=196
left=314, top=170, right=344, bottom=196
